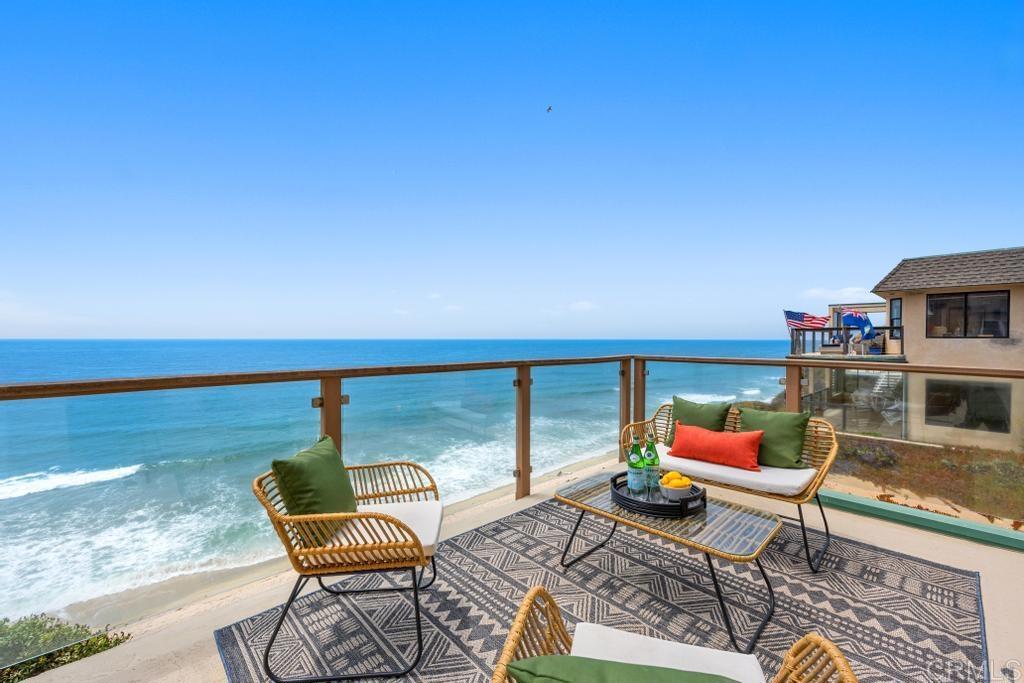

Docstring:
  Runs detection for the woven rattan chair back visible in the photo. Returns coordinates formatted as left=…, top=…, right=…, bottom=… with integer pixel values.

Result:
left=492, top=586, right=572, bottom=683
left=494, top=587, right=858, bottom=683
left=773, top=632, right=858, bottom=682
left=623, top=405, right=836, bottom=471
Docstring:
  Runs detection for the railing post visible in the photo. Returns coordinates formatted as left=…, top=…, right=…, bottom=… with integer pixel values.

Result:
left=618, top=359, right=631, bottom=461
left=632, top=358, right=646, bottom=424
left=785, top=365, right=802, bottom=412
left=514, top=366, right=531, bottom=499
left=319, top=376, right=343, bottom=451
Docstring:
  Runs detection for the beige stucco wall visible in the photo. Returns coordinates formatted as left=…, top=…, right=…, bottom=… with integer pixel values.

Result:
left=885, top=284, right=1024, bottom=368
left=904, top=373, right=1024, bottom=452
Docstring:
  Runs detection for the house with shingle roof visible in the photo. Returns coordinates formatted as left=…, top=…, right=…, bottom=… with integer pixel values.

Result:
left=796, top=247, right=1023, bottom=453
left=871, top=247, right=1023, bottom=451
left=872, top=246, right=1023, bottom=367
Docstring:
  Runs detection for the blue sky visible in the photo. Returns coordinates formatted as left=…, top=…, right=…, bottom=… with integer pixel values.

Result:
left=1, top=2, right=1021, bottom=339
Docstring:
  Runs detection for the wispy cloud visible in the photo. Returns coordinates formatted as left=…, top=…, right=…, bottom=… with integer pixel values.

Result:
left=442, top=304, right=463, bottom=312
left=569, top=300, right=598, bottom=312
left=427, top=292, right=442, bottom=300
left=800, top=286, right=881, bottom=302
left=0, top=291, right=89, bottom=329
left=392, top=308, right=410, bottom=316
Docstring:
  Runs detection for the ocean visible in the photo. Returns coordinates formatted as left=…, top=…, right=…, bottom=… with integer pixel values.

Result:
left=0, top=339, right=787, bottom=620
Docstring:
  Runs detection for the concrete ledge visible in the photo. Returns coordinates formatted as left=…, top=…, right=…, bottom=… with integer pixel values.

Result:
left=819, top=489, right=1024, bottom=552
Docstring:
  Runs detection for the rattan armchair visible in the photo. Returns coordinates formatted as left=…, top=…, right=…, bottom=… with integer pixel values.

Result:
left=253, top=459, right=442, bottom=682
left=623, top=405, right=839, bottom=572
left=493, top=586, right=858, bottom=683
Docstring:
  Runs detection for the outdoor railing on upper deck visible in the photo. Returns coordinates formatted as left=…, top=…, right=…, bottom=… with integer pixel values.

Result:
left=790, top=325, right=904, bottom=357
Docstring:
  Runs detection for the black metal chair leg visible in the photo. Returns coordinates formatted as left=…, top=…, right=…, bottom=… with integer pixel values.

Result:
left=704, top=555, right=775, bottom=654
left=264, top=568, right=425, bottom=682
left=560, top=508, right=618, bottom=569
left=797, top=494, right=831, bottom=573
left=416, top=555, right=438, bottom=589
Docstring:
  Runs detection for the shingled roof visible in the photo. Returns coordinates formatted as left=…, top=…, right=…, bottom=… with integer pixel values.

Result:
left=873, top=247, right=1024, bottom=294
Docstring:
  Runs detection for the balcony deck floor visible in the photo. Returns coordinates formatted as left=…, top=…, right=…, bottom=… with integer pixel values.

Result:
left=35, top=454, right=1022, bottom=683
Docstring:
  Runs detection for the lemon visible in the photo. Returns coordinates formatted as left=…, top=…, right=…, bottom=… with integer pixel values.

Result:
left=667, top=479, right=688, bottom=489
left=664, top=471, right=683, bottom=481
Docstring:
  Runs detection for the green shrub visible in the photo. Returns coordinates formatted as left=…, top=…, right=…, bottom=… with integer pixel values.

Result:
left=0, top=615, right=129, bottom=682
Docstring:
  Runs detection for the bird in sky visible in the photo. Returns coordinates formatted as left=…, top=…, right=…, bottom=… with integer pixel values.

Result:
left=546, top=106, right=553, bottom=113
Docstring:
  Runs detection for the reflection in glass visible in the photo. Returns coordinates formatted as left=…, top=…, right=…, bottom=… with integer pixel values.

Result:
left=925, top=379, right=1011, bottom=433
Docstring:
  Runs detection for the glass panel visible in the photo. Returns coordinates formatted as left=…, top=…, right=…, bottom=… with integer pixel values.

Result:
left=925, top=379, right=1011, bottom=433
left=965, top=291, right=1009, bottom=337
left=926, top=293, right=965, bottom=337
left=533, top=363, right=620, bottom=476
left=646, top=362, right=787, bottom=421
left=343, top=370, right=514, bottom=504
left=804, top=367, right=904, bottom=439
left=805, top=370, right=1023, bottom=532
left=0, top=383, right=319, bottom=667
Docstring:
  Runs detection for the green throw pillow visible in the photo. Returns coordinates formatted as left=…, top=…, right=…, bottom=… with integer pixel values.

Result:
left=271, top=435, right=357, bottom=515
left=665, top=396, right=732, bottom=446
left=737, top=407, right=810, bottom=469
left=507, top=655, right=739, bottom=683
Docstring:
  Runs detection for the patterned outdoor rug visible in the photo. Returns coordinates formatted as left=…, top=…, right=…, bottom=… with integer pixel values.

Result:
left=215, top=499, right=987, bottom=683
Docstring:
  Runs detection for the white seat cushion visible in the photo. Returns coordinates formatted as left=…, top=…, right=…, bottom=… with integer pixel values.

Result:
left=571, top=623, right=766, bottom=683
left=356, top=500, right=444, bottom=556
left=656, top=444, right=817, bottom=497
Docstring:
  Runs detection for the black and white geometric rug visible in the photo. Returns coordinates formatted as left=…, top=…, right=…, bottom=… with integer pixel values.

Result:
left=215, top=499, right=988, bottom=683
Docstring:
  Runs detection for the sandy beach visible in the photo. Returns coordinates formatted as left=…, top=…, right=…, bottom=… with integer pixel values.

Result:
left=59, top=449, right=623, bottom=630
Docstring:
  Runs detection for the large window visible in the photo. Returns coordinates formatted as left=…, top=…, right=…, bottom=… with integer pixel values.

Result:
left=889, top=297, right=902, bottom=339
left=925, top=379, right=1011, bottom=433
left=926, top=291, right=1009, bottom=338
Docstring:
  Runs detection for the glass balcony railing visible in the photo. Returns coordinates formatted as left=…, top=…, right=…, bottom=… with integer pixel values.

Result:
left=344, top=369, right=516, bottom=503
left=0, top=352, right=1020, bottom=670
left=645, top=360, right=789, bottom=415
left=532, top=363, right=622, bottom=475
left=0, top=382, right=321, bottom=668
left=0, top=357, right=632, bottom=668
left=803, top=366, right=1024, bottom=529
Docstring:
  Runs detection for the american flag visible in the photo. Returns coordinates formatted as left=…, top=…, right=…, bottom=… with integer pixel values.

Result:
left=784, top=310, right=830, bottom=329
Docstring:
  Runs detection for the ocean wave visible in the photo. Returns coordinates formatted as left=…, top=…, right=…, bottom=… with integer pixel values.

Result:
left=740, top=388, right=762, bottom=396
left=405, top=417, right=618, bottom=505
left=0, top=465, right=142, bottom=501
left=0, top=483, right=280, bottom=618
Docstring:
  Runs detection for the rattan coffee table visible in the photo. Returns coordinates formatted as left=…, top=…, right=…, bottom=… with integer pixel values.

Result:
left=554, top=472, right=782, bottom=653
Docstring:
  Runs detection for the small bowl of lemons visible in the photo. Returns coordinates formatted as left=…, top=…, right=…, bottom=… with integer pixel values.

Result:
left=659, top=471, right=694, bottom=502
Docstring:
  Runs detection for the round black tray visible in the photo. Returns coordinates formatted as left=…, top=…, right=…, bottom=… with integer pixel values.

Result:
left=609, top=472, right=707, bottom=519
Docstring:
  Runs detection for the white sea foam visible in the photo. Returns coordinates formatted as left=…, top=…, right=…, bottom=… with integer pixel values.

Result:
left=0, top=483, right=281, bottom=618
left=390, top=415, right=619, bottom=506
left=0, top=416, right=621, bottom=618
left=740, top=388, right=762, bottom=396
left=0, top=465, right=142, bottom=501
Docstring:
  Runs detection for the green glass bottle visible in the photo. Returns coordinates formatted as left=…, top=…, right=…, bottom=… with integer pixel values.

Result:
left=644, top=436, right=660, bottom=490
left=626, top=435, right=646, bottom=493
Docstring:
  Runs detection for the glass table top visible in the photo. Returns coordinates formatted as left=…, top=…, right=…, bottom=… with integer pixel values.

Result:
left=555, top=472, right=782, bottom=561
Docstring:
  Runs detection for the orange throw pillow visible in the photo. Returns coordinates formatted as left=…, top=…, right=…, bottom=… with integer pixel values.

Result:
left=668, top=422, right=763, bottom=471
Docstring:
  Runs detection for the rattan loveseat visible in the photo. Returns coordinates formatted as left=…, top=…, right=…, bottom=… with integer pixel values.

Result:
left=622, top=405, right=839, bottom=572
left=493, top=586, right=858, bottom=683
